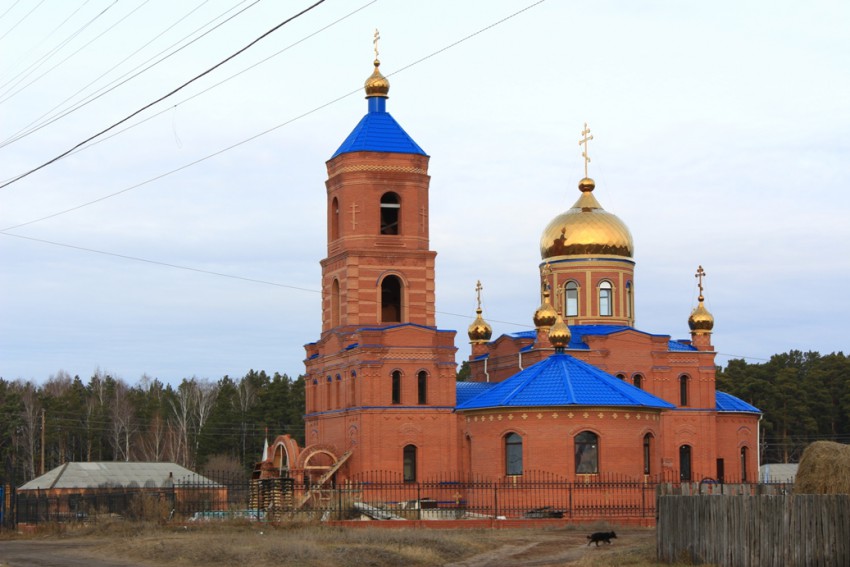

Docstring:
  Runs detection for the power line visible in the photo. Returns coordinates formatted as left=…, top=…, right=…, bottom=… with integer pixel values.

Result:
left=1, top=0, right=543, bottom=228
left=0, top=0, right=260, bottom=149
left=0, top=0, right=94, bottom=92
left=1, top=3, right=773, bottom=366
left=0, top=1, right=24, bottom=22
left=0, top=230, right=779, bottom=367
left=0, top=231, right=319, bottom=294
left=3, top=0, right=377, bottom=153
left=0, top=0, right=121, bottom=102
left=0, top=0, right=46, bottom=43
left=0, top=0, right=328, bottom=190
left=0, top=230, right=517, bottom=327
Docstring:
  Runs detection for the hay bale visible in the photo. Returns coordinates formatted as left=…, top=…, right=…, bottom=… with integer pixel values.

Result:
left=794, top=441, right=850, bottom=494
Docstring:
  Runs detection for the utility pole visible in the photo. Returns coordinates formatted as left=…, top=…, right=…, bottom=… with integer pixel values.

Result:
left=40, top=409, right=45, bottom=475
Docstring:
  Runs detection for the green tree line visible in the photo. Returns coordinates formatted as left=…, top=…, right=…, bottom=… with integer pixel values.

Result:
left=0, top=369, right=304, bottom=486
left=717, top=350, right=850, bottom=464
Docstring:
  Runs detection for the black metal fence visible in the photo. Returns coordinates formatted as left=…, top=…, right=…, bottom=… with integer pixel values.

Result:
left=9, top=470, right=786, bottom=526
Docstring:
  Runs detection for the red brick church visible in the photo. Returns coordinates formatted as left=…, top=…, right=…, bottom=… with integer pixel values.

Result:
left=256, top=51, right=760, bottom=491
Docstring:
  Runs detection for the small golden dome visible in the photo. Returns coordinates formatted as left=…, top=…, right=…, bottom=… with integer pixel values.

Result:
left=548, top=314, right=571, bottom=350
left=578, top=177, right=595, bottom=192
left=533, top=289, right=558, bottom=329
left=365, top=59, right=389, bottom=98
left=468, top=307, right=493, bottom=344
left=688, top=297, right=714, bottom=334
left=540, top=178, right=633, bottom=259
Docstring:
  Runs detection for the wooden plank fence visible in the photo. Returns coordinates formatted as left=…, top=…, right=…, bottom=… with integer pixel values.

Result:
left=657, top=493, right=850, bottom=566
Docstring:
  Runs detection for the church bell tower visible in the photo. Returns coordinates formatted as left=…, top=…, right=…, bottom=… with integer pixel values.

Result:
left=320, top=55, right=435, bottom=332
left=303, top=34, right=458, bottom=481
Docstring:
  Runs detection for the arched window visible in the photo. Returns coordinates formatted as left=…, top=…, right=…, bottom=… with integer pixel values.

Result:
left=381, top=275, right=402, bottom=323
left=740, top=446, right=749, bottom=482
left=380, top=192, right=400, bottom=235
left=309, top=379, right=317, bottom=413
left=679, top=445, right=692, bottom=481
left=575, top=431, right=599, bottom=474
left=391, top=370, right=401, bottom=405
left=505, top=433, right=523, bottom=476
left=331, top=278, right=340, bottom=327
left=633, top=374, right=643, bottom=389
left=403, top=445, right=417, bottom=482
left=616, top=373, right=626, bottom=380
left=417, top=371, right=427, bottom=405
left=643, top=433, right=654, bottom=475
left=331, top=197, right=340, bottom=240
left=599, top=281, right=613, bottom=317
left=565, top=281, right=579, bottom=317
left=626, top=281, right=633, bottom=319
left=335, top=374, right=342, bottom=409
left=679, top=375, right=689, bottom=406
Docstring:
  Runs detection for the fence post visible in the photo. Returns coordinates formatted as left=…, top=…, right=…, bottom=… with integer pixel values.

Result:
left=417, top=483, right=421, bottom=521
left=337, top=484, right=342, bottom=521
left=493, top=481, right=498, bottom=519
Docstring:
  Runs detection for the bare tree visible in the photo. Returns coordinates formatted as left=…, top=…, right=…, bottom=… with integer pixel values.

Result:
left=140, top=413, right=169, bottom=461
left=17, top=381, right=40, bottom=481
left=193, top=378, right=219, bottom=458
left=236, top=378, right=257, bottom=465
left=110, top=380, right=135, bottom=461
left=169, top=382, right=194, bottom=467
left=90, top=368, right=108, bottom=406
left=44, top=370, right=72, bottom=397
left=87, top=368, right=110, bottom=461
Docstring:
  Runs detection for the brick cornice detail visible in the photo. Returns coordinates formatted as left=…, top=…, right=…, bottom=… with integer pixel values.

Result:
left=328, top=164, right=428, bottom=178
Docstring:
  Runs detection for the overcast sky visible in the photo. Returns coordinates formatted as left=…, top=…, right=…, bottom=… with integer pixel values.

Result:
left=1, top=0, right=848, bottom=385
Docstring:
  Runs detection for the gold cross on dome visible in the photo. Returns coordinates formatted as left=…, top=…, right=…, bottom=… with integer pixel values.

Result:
left=475, top=280, right=483, bottom=309
left=695, top=265, right=706, bottom=299
left=579, top=122, right=593, bottom=178
left=373, top=29, right=380, bottom=60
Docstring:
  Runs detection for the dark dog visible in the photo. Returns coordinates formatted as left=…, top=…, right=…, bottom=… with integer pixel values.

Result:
left=586, top=531, right=617, bottom=546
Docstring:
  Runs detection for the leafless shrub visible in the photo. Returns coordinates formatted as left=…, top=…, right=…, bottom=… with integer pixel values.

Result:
left=126, top=493, right=170, bottom=521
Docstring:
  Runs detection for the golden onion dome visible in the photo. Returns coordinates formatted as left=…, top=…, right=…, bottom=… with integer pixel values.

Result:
left=468, top=307, right=493, bottom=344
left=540, top=177, right=633, bottom=259
left=533, top=289, right=558, bottom=329
left=364, top=59, right=389, bottom=98
left=548, top=314, right=571, bottom=350
left=688, top=297, right=714, bottom=334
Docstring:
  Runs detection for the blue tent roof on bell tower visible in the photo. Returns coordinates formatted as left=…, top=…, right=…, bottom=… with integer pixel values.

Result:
left=332, top=97, right=427, bottom=158
left=331, top=58, right=427, bottom=158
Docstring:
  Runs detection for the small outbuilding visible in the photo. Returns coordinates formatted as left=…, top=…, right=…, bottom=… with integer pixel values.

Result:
left=759, top=463, right=798, bottom=483
left=16, top=462, right=224, bottom=522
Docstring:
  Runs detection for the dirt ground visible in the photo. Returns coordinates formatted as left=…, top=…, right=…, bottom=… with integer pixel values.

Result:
left=0, top=524, right=661, bottom=567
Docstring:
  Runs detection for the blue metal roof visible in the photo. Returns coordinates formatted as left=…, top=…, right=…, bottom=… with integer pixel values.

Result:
left=508, top=325, right=694, bottom=351
left=456, top=381, right=494, bottom=405
left=332, top=97, right=426, bottom=158
left=716, top=391, right=761, bottom=413
left=456, top=353, right=675, bottom=410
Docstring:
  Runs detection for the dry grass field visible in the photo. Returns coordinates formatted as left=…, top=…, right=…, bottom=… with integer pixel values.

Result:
left=0, top=520, right=690, bottom=567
